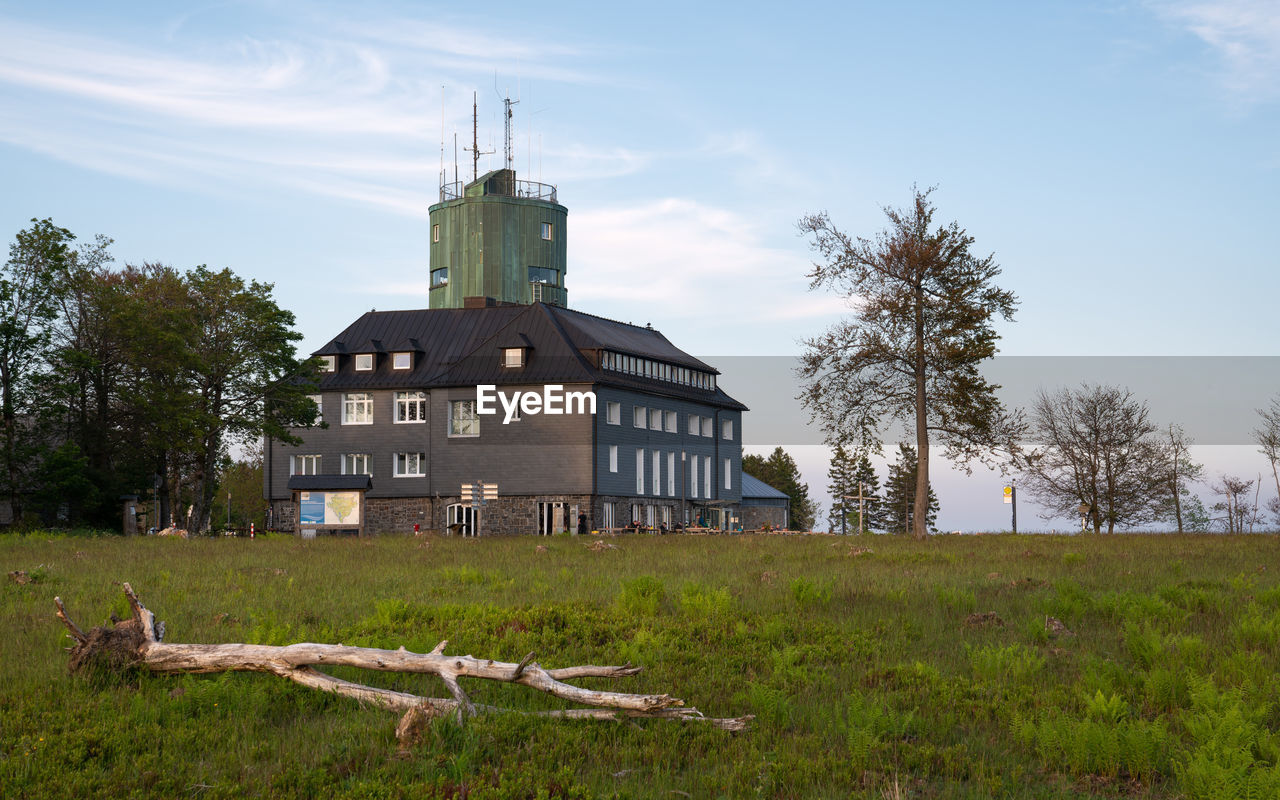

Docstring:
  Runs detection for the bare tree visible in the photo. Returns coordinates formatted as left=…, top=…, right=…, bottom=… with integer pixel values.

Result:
left=1211, top=474, right=1257, bottom=533
left=797, top=187, right=1023, bottom=540
left=1255, top=396, right=1280, bottom=523
left=1020, top=384, right=1165, bottom=533
left=1158, top=423, right=1203, bottom=533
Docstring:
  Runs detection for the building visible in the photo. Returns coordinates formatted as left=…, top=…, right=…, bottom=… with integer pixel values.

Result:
left=264, top=301, right=747, bottom=535
left=265, top=159, right=762, bottom=534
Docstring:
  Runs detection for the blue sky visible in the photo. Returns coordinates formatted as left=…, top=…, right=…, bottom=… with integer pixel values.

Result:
left=1, top=1, right=1277, bottom=529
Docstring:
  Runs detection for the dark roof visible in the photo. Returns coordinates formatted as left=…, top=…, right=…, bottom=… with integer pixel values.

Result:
left=741, top=473, right=789, bottom=501
left=311, top=303, right=746, bottom=410
left=287, top=475, right=373, bottom=491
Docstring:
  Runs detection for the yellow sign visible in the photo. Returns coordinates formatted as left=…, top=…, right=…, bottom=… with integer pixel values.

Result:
left=1003, top=486, right=1013, bottom=504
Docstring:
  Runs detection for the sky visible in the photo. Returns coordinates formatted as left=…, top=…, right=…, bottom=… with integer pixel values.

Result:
left=1, top=0, right=1277, bottom=530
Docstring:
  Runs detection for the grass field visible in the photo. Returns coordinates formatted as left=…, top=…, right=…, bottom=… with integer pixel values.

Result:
left=3, top=531, right=1280, bottom=799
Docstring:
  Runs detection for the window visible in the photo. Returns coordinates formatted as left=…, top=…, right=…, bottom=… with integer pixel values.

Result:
left=307, top=394, right=322, bottom=423
left=661, top=506, right=671, bottom=527
left=342, top=453, right=370, bottom=475
left=354, top=354, right=373, bottom=371
left=649, top=408, right=662, bottom=431
left=502, top=348, right=524, bottom=368
left=541, top=222, right=553, bottom=240
left=602, top=502, right=616, bottom=530
left=431, top=268, right=448, bottom=287
left=652, top=450, right=660, bottom=495
left=393, top=352, right=412, bottom=370
left=690, top=457, right=698, bottom=499
left=704, top=455, right=712, bottom=498
left=633, top=406, right=646, bottom=428
left=449, top=400, right=479, bottom=436
left=688, top=415, right=699, bottom=436
left=646, top=505, right=657, bottom=528
left=631, top=504, right=641, bottom=524
left=609, top=445, right=618, bottom=473
left=394, top=452, right=426, bottom=477
left=667, top=452, right=675, bottom=496
left=320, top=355, right=336, bottom=372
left=395, top=391, right=426, bottom=423
left=722, top=419, right=733, bottom=440
left=664, top=411, right=677, bottom=433
left=725, top=458, right=732, bottom=490
left=701, top=416, right=712, bottom=437
left=432, top=223, right=440, bottom=243
left=291, top=454, right=320, bottom=475
left=343, top=393, right=372, bottom=425
left=528, top=266, right=558, bottom=285
left=606, top=401, right=621, bottom=425
left=636, top=448, right=645, bottom=495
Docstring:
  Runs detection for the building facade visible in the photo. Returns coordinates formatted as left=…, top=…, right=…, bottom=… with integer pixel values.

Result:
left=264, top=302, right=747, bottom=535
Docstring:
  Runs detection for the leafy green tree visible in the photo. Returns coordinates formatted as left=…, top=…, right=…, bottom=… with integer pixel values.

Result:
left=213, top=449, right=265, bottom=530
left=1, top=219, right=74, bottom=522
left=798, top=188, right=1022, bottom=539
left=827, top=445, right=882, bottom=534
left=883, top=444, right=938, bottom=534
left=743, top=446, right=817, bottom=531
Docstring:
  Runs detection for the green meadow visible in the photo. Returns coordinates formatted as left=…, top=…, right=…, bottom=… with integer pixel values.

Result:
left=3, top=532, right=1280, bottom=799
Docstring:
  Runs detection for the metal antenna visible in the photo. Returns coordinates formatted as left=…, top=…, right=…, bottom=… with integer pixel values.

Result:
left=463, top=91, right=494, bottom=183
left=503, top=93, right=519, bottom=172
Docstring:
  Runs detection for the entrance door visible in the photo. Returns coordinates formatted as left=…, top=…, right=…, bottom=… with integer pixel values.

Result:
left=447, top=503, right=477, bottom=536
left=537, top=502, right=568, bottom=535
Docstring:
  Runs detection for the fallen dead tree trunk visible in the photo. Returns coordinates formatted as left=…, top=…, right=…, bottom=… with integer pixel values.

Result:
left=54, top=584, right=751, bottom=737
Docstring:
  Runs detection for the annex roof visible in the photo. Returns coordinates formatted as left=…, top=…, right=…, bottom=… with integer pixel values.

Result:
left=740, top=473, right=789, bottom=501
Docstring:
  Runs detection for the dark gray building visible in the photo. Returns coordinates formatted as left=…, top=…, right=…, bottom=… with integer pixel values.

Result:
left=264, top=301, right=748, bottom=535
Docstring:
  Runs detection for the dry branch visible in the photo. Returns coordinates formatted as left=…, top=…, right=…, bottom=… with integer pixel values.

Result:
left=54, top=584, right=751, bottom=735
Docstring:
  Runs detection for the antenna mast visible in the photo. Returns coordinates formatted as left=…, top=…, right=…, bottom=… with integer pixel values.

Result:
left=462, top=91, right=494, bottom=182
left=503, top=93, right=519, bottom=172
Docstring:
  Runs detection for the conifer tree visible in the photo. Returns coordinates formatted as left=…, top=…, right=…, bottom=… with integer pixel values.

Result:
left=883, top=444, right=937, bottom=534
left=827, top=445, right=882, bottom=534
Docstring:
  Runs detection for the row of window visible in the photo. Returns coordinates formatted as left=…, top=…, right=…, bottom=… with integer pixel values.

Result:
left=319, top=352, right=415, bottom=373
left=603, top=401, right=733, bottom=440
left=310, top=393, right=469, bottom=430
left=601, top=351, right=716, bottom=390
left=605, top=447, right=731, bottom=497
left=600, top=502, right=675, bottom=530
left=290, top=453, right=425, bottom=477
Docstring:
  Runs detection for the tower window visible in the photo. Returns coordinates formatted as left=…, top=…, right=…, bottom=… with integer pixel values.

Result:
left=528, top=266, right=558, bottom=285
left=541, top=222, right=553, bottom=241
left=431, top=268, right=448, bottom=287
left=432, top=224, right=440, bottom=243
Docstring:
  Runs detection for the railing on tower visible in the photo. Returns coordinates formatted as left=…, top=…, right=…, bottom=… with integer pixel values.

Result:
left=439, top=179, right=558, bottom=204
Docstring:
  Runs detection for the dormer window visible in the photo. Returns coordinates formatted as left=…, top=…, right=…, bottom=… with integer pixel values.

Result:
left=393, top=352, right=412, bottom=370
left=354, top=354, right=373, bottom=371
left=502, top=348, right=525, bottom=368
left=320, top=355, right=336, bottom=372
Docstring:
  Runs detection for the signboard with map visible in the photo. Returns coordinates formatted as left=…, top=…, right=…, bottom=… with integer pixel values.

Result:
left=298, top=491, right=362, bottom=526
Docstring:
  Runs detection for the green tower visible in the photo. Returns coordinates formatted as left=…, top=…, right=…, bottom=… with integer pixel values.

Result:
left=428, top=168, right=568, bottom=308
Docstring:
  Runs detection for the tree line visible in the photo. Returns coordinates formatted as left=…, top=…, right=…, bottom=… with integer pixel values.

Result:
left=797, top=189, right=1280, bottom=535
left=1, top=219, right=318, bottom=532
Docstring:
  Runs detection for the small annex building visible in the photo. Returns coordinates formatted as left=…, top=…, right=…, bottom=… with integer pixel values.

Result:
left=739, top=473, right=790, bottom=530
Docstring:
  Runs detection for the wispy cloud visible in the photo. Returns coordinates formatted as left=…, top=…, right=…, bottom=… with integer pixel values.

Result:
left=1149, top=0, right=1280, bottom=102
left=571, top=198, right=846, bottom=348
left=0, top=12, right=607, bottom=216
